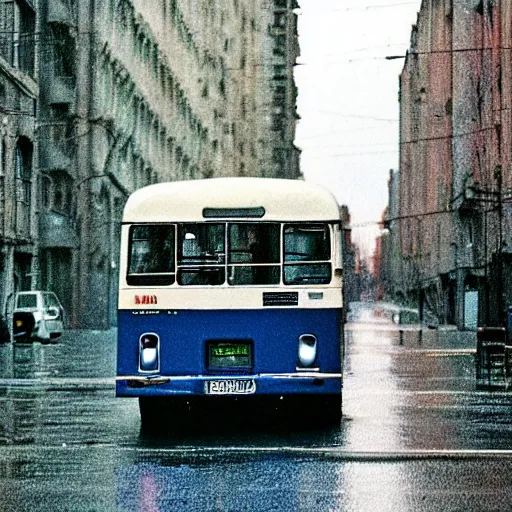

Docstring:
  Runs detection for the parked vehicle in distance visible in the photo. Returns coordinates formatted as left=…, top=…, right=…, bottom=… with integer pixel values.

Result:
left=12, top=312, right=36, bottom=342
left=13, top=291, right=65, bottom=342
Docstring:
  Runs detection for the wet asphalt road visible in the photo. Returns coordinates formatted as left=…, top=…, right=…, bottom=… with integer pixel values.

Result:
left=1, top=309, right=512, bottom=510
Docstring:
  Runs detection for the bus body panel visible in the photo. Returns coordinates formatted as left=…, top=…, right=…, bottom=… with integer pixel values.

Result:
left=118, top=285, right=343, bottom=310
left=122, top=178, right=340, bottom=223
left=116, top=308, right=342, bottom=397
left=116, top=375, right=342, bottom=397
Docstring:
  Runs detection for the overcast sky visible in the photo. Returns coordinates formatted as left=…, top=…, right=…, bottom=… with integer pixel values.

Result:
left=294, top=0, right=422, bottom=255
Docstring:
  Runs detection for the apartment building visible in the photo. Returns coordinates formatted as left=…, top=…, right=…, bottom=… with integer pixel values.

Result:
left=22, top=0, right=301, bottom=329
left=386, top=0, right=512, bottom=329
left=0, top=0, right=39, bottom=317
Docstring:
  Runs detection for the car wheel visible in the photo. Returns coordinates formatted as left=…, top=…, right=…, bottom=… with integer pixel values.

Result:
left=322, top=395, right=342, bottom=425
left=139, top=397, right=190, bottom=433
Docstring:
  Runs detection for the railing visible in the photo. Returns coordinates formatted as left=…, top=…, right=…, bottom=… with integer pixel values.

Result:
left=16, top=180, right=31, bottom=239
left=0, top=33, right=36, bottom=77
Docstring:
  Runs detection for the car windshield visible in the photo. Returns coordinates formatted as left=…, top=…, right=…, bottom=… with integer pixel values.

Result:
left=17, top=294, right=37, bottom=309
left=43, top=293, right=60, bottom=308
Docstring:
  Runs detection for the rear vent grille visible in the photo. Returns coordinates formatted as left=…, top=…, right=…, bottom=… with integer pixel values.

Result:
left=263, top=292, right=299, bottom=307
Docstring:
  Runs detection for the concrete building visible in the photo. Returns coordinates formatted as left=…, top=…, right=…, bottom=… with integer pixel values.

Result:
left=23, top=0, right=302, bottom=329
left=340, top=205, right=359, bottom=314
left=385, top=0, right=512, bottom=329
left=0, top=0, right=39, bottom=316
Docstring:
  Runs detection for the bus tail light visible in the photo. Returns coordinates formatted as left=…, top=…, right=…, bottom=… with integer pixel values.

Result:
left=139, top=333, right=160, bottom=373
left=297, top=334, right=317, bottom=368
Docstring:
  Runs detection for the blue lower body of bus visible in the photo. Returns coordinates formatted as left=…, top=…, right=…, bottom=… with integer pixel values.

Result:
left=116, top=308, right=343, bottom=398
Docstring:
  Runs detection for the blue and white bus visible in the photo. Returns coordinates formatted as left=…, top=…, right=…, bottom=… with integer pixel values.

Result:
left=116, top=178, right=344, bottom=427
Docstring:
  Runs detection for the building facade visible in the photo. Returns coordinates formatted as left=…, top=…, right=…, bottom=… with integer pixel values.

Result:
left=0, top=0, right=301, bottom=329
left=385, top=0, right=512, bottom=329
left=0, top=0, right=39, bottom=319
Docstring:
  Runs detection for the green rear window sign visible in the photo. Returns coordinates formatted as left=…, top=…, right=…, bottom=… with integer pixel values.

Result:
left=212, top=345, right=249, bottom=357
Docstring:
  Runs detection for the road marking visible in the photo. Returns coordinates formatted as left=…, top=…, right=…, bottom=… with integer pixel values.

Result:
left=0, top=378, right=114, bottom=388
left=408, top=349, right=476, bottom=356
left=2, top=444, right=512, bottom=462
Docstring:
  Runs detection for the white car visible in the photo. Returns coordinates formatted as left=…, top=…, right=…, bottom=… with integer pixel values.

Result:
left=13, top=291, right=65, bottom=341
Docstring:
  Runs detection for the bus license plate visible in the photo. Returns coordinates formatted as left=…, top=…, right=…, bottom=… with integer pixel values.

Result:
left=205, top=379, right=256, bottom=395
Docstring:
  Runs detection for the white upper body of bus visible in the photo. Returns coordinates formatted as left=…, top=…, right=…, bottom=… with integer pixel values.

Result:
left=119, top=178, right=343, bottom=310
left=122, top=177, right=340, bottom=223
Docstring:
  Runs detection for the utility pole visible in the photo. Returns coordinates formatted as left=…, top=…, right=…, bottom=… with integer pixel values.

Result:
left=484, top=208, right=489, bottom=326
left=417, top=216, right=424, bottom=324
left=495, top=165, right=504, bottom=327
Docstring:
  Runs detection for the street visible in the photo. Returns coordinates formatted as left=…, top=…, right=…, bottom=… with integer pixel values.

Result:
left=1, top=307, right=512, bottom=511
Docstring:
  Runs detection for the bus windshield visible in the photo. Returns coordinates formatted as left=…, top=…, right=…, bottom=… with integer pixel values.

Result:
left=126, top=222, right=332, bottom=286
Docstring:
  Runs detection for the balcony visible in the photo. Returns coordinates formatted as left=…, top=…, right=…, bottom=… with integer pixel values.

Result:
left=39, top=212, right=78, bottom=248
left=47, top=0, right=73, bottom=24
left=46, top=76, right=75, bottom=105
left=0, top=33, right=36, bottom=78
left=39, top=123, right=73, bottom=171
left=269, top=25, right=286, bottom=37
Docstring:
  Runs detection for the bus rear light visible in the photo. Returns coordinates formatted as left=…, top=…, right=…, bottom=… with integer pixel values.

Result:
left=297, top=334, right=317, bottom=368
left=139, top=333, right=160, bottom=373
left=135, top=295, right=158, bottom=305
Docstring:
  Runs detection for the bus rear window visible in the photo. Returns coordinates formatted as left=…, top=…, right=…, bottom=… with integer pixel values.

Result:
left=284, top=224, right=331, bottom=285
left=177, top=224, right=225, bottom=286
left=127, top=225, right=175, bottom=286
left=228, top=223, right=280, bottom=285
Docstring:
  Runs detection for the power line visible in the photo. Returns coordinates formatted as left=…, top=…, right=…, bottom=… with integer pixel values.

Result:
left=301, top=2, right=419, bottom=12
left=316, top=111, right=398, bottom=122
left=300, top=46, right=512, bottom=64
left=342, top=1, right=419, bottom=10
left=300, top=43, right=407, bottom=58
left=406, top=46, right=512, bottom=57
left=303, top=150, right=397, bottom=159
left=301, top=141, right=396, bottom=151
left=399, top=125, right=495, bottom=146
left=297, top=125, right=396, bottom=140
left=350, top=206, right=470, bottom=229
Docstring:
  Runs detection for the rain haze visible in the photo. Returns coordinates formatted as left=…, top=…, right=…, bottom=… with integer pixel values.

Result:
left=295, top=0, right=422, bottom=258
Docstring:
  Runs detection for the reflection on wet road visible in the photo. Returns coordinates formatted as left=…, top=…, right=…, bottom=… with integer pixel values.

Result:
left=1, top=315, right=512, bottom=510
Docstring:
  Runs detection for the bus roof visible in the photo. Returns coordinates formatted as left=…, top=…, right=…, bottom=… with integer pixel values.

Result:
left=122, top=178, right=340, bottom=222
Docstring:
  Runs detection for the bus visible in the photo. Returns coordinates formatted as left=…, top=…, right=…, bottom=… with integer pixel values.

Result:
left=116, top=177, right=344, bottom=427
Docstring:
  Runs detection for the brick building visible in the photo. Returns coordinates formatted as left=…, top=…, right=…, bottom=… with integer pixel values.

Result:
left=385, top=0, right=512, bottom=329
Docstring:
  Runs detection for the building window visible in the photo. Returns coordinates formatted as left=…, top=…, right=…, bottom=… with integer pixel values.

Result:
left=15, top=137, right=33, bottom=237
left=50, top=23, right=75, bottom=78
left=42, top=174, right=52, bottom=210
left=17, top=2, right=36, bottom=75
left=0, top=0, right=36, bottom=76
left=0, top=1, right=15, bottom=64
left=0, top=138, right=5, bottom=233
left=52, top=171, right=72, bottom=214
left=274, top=12, right=286, bottom=27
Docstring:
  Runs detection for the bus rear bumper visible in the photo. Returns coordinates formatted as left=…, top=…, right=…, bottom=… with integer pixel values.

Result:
left=116, top=372, right=342, bottom=397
